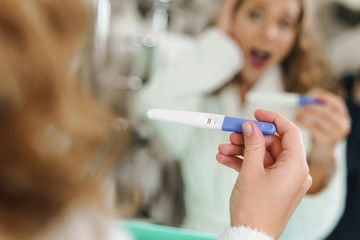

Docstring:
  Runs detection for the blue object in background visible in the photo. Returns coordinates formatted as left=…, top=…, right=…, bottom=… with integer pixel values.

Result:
left=299, top=94, right=323, bottom=105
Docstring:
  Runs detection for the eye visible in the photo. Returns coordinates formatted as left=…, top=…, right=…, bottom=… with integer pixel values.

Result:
left=279, top=19, right=292, bottom=29
left=249, top=10, right=263, bottom=20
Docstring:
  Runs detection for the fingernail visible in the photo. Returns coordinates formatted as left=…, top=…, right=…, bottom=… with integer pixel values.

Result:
left=242, top=122, right=253, bottom=137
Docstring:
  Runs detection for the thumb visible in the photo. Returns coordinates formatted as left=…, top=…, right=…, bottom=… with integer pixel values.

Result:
left=242, top=122, right=266, bottom=172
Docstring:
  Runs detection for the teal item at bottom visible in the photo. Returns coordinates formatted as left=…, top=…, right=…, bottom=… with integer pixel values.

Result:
left=118, top=221, right=217, bottom=240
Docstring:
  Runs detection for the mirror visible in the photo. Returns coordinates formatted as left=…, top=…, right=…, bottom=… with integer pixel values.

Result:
left=91, top=0, right=360, bottom=238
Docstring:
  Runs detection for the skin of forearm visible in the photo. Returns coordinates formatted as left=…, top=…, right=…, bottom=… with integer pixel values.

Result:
left=306, top=151, right=335, bottom=194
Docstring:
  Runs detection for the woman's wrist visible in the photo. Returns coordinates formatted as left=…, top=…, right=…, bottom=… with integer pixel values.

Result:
left=307, top=148, right=335, bottom=194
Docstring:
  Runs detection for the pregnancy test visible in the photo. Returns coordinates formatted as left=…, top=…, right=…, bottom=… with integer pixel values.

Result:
left=147, top=109, right=277, bottom=135
left=246, top=92, right=323, bottom=106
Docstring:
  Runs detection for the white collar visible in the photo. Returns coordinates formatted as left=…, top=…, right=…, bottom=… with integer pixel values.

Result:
left=251, top=65, right=284, bottom=93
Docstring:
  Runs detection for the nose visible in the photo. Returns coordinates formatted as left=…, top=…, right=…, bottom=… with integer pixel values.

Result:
left=263, top=23, right=280, bottom=41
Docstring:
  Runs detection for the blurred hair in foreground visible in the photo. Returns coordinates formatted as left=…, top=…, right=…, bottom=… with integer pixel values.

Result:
left=0, top=0, right=126, bottom=239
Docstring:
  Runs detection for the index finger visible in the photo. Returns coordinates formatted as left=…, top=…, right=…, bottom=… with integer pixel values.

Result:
left=313, top=90, right=348, bottom=115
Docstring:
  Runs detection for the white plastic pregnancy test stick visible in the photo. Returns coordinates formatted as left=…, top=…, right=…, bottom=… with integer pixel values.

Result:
left=246, top=92, right=323, bottom=106
left=147, top=109, right=277, bottom=135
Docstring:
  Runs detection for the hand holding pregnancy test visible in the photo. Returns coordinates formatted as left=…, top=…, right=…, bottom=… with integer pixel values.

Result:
left=147, top=109, right=277, bottom=135
left=246, top=92, right=323, bottom=107
left=217, top=109, right=312, bottom=239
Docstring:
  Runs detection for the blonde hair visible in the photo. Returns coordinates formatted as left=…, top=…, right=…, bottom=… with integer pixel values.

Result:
left=0, top=0, right=123, bottom=239
left=281, top=0, right=339, bottom=94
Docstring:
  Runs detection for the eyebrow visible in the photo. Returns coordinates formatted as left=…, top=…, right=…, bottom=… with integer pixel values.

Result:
left=284, top=9, right=300, bottom=19
left=244, top=1, right=301, bottom=20
left=246, top=4, right=266, bottom=11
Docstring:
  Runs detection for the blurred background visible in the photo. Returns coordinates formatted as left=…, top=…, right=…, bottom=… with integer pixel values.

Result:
left=86, top=0, right=360, bottom=228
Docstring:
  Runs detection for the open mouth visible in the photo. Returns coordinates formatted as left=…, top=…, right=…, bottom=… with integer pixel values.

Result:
left=249, top=49, right=271, bottom=69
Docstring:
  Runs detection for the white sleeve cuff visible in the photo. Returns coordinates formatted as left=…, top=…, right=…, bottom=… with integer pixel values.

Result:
left=199, top=27, right=244, bottom=65
left=193, top=27, right=244, bottom=93
left=218, top=226, right=273, bottom=240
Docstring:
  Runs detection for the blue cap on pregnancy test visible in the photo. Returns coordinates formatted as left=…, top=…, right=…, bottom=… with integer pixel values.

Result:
left=299, top=95, right=323, bottom=106
left=222, top=116, right=277, bottom=135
